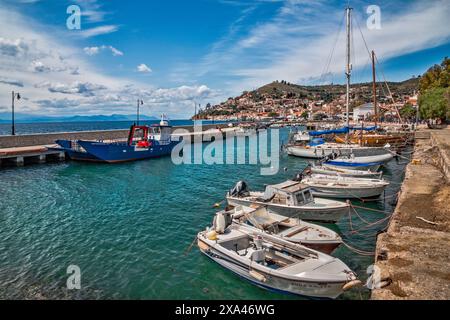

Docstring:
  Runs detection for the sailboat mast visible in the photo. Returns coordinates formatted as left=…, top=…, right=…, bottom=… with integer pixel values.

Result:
left=345, top=7, right=352, bottom=139
left=372, top=50, right=378, bottom=127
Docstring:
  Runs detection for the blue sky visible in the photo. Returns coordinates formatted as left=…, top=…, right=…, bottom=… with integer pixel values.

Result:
left=0, top=0, right=449, bottom=118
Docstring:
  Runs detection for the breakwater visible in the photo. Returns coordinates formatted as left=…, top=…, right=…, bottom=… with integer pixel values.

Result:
left=0, top=123, right=232, bottom=149
left=372, top=127, right=450, bottom=300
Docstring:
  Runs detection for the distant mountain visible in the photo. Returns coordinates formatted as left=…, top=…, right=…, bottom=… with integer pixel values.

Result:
left=0, top=114, right=158, bottom=123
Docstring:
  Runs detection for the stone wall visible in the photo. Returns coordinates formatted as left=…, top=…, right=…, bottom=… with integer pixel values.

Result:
left=0, top=123, right=231, bottom=148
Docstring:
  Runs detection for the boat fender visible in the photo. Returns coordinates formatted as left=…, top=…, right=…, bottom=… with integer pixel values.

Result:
left=342, top=280, right=362, bottom=291
left=206, top=230, right=218, bottom=241
left=249, top=270, right=267, bottom=283
left=197, top=240, right=210, bottom=251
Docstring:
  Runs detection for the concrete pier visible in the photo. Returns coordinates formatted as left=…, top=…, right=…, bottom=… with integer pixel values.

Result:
left=371, top=127, right=450, bottom=300
left=0, top=145, right=66, bottom=168
left=0, top=123, right=234, bottom=149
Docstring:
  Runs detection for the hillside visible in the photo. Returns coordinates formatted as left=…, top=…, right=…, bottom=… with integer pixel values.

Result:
left=197, top=77, right=420, bottom=119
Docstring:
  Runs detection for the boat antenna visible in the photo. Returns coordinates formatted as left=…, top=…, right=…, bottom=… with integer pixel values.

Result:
left=345, top=6, right=353, bottom=143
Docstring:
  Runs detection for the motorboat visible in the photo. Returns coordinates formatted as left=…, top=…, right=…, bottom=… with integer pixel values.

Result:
left=323, top=152, right=394, bottom=171
left=292, top=131, right=311, bottom=142
left=226, top=181, right=349, bottom=223
left=226, top=205, right=342, bottom=254
left=310, top=164, right=383, bottom=179
left=55, top=115, right=178, bottom=163
left=300, top=174, right=390, bottom=199
left=285, top=142, right=392, bottom=159
left=197, top=219, right=360, bottom=299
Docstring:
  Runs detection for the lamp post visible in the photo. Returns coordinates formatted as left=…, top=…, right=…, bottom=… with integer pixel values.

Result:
left=137, top=99, right=143, bottom=125
left=12, top=91, right=21, bottom=136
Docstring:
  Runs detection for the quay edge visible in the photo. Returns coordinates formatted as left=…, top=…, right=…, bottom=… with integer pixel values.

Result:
left=371, top=127, right=450, bottom=300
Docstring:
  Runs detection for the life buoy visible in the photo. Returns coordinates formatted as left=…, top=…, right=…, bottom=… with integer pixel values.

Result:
left=137, top=140, right=150, bottom=148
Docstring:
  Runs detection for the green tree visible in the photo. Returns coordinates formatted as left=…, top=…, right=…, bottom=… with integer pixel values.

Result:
left=400, top=102, right=417, bottom=118
left=419, top=87, right=450, bottom=120
left=268, top=112, right=279, bottom=118
left=419, top=57, right=450, bottom=121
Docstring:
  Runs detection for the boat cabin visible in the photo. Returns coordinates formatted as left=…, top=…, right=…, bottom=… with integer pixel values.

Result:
left=127, top=123, right=172, bottom=147
left=262, top=180, right=314, bottom=206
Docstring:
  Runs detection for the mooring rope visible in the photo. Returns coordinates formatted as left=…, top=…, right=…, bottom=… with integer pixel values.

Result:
left=341, top=241, right=375, bottom=256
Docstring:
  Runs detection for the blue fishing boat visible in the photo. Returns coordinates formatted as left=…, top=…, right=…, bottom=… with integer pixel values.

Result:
left=55, top=117, right=178, bottom=163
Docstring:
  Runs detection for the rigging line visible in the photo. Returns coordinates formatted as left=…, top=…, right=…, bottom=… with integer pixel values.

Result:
left=375, top=54, right=397, bottom=105
left=319, top=11, right=346, bottom=84
left=354, top=15, right=373, bottom=61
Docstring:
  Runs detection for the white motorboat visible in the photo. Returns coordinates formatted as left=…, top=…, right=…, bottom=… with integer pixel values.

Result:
left=292, top=131, right=311, bottom=142
left=226, top=181, right=349, bottom=223
left=324, top=152, right=394, bottom=171
left=310, top=164, right=383, bottom=179
left=197, top=221, right=360, bottom=299
left=286, top=142, right=392, bottom=159
left=301, top=174, right=390, bottom=199
left=235, top=126, right=256, bottom=136
left=226, top=205, right=342, bottom=254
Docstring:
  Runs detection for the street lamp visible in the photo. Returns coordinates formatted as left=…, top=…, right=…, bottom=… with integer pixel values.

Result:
left=137, top=99, right=143, bottom=125
left=12, top=91, right=21, bottom=136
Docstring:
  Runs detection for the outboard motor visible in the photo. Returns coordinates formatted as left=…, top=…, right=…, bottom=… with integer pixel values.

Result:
left=213, top=211, right=232, bottom=234
left=229, top=181, right=250, bottom=197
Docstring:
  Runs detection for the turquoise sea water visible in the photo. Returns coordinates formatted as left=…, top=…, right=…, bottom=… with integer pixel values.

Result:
left=0, top=128, right=408, bottom=299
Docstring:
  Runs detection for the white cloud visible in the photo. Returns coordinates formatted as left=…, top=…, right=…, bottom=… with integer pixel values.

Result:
left=0, top=76, right=24, bottom=87
left=137, top=63, right=152, bottom=73
left=173, top=0, right=450, bottom=95
left=79, top=25, right=119, bottom=38
left=35, top=81, right=107, bottom=97
left=0, top=37, right=29, bottom=56
left=31, top=60, right=51, bottom=73
left=84, top=45, right=123, bottom=56
left=0, top=6, right=217, bottom=118
left=83, top=46, right=100, bottom=56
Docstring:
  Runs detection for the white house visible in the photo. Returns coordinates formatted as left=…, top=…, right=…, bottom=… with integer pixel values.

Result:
left=353, top=103, right=374, bottom=121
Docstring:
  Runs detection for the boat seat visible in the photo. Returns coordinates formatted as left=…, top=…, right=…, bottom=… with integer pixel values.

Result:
left=278, top=226, right=309, bottom=238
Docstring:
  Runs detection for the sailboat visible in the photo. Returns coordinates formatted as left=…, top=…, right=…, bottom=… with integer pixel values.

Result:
left=334, top=51, right=409, bottom=147
left=285, top=7, right=393, bottom=160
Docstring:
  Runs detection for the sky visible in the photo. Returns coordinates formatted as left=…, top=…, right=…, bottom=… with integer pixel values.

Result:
left=0, top=0, right=449, bottom=119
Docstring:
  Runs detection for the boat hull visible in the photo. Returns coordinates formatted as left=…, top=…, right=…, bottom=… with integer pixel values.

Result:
left=335, top=135, right=406, bottom=147
left=77, top=140, right=179, bottom=163
left=324, top=153, right=394, bottom=171
left=309, top=185, right=387, bottom=199
left=323, top=162, right=382, bottom=171
left=286, top=144, right=391, bottom=159
left=311, top=166, right=382, bottom=178
left=226, top=197, right=348, bottom=223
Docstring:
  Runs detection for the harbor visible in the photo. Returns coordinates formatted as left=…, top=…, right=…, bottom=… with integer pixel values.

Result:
left=0, top=125, right=413, bottom=299
left=0, top=0, right=448, bottom=304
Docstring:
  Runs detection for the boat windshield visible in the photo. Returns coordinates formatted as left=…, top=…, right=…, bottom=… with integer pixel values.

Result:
left=295, top=192, right=305, bottom=205
left=303, top=190, right=313, bottom=203
left=151, top=127, right=161, bottom=134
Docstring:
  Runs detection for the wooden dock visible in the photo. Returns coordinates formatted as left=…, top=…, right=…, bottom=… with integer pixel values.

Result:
left=0, top=145, right=65, bottom=168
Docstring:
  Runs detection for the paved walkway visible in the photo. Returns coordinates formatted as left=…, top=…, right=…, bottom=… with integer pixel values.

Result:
left=372, top=128, right=450, bottom=299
